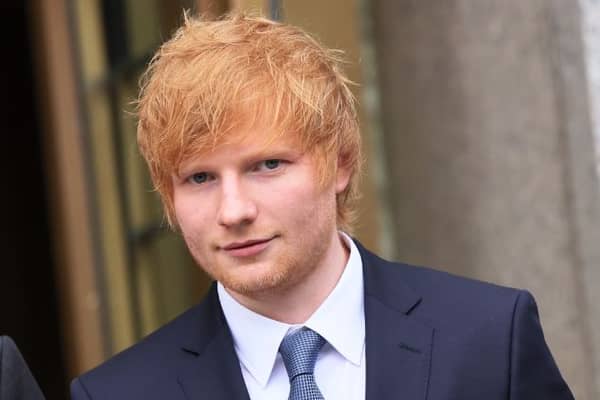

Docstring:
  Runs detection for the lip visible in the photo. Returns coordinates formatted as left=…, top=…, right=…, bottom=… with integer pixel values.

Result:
left=221, top=237, right=274, bottom=257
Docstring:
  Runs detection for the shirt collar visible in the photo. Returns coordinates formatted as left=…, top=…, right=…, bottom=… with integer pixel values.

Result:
left=304, top=233, right=365, bottom=366
left=217, top=232, right=365, bottom=387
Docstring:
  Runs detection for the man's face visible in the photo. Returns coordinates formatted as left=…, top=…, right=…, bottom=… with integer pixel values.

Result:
left=172, top=125, right=350, bottom=299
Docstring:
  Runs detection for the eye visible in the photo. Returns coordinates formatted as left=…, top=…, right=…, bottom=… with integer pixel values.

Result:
left=263, top=159, right=281, bottom=170
left=252, top=159, right=286, bottom=173
left=189, top=172, right=210, bottom=184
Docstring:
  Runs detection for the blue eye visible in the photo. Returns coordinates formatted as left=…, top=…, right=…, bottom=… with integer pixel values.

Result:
left=190, top=172, right=209, bottom=184
left=264, top=159, right=280, bottom=169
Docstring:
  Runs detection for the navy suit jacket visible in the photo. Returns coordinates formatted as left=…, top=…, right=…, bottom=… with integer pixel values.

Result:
left=71, top=242, right=574, bottom=399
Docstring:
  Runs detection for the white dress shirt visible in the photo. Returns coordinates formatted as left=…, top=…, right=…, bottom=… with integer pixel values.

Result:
left=218, top=233, right=366, bottom=400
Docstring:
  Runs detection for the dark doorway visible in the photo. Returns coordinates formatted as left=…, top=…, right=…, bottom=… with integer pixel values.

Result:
left=0, top=1, right=68, bottom=399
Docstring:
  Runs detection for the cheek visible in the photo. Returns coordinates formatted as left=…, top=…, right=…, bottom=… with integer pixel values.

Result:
left=174, top=197, right=210, bottom=235
left=178, top=217, right=212, bottom=265
left=269, top=182, right=335, bottom=222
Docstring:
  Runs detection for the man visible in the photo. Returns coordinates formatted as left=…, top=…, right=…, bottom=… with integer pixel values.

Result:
left=71, top=13, right=574, bottom=400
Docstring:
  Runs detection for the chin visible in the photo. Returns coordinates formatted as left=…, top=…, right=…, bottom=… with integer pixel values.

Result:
left=216, top=257, right=303, bottom=297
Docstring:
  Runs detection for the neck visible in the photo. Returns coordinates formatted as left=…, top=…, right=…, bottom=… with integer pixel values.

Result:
left=226, top=231, right=350, bottom=324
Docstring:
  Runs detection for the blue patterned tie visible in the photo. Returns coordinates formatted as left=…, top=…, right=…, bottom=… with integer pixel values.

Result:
left=279, top=328, right=326, bottom=400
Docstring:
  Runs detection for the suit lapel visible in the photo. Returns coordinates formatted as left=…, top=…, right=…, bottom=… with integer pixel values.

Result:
left=176, top=285, right=250, bottom=400
left=358, top=243, right=434, bottom=400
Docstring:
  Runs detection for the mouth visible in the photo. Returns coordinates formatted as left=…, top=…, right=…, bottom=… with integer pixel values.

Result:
left=221, top=237, right=275, bottom=257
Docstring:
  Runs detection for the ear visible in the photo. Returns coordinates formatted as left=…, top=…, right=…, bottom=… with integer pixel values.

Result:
left=335, top=155, right=352, bottom=194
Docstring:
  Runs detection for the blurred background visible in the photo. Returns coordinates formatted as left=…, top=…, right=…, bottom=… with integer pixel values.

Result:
left=2, top=0, right=599, bottom=398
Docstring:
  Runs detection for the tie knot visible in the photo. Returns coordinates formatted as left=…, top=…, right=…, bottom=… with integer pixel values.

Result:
left=279, top=328, right=326, bottom=380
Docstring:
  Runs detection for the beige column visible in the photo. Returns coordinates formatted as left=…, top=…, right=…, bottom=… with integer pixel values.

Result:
left=30, top=0, right=106, bottom=376
left=372, top=1, right=600, bottom=399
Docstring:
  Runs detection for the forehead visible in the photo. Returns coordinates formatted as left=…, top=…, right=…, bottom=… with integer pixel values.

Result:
left=221, top=121, right=292, bottom=146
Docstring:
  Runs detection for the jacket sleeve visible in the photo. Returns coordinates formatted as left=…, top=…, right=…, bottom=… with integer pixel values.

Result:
left=0, top=336, right=46, bottom=400
left=71, top=377, right=92, bottom=400
left=509, top=290, right=574, bottom=399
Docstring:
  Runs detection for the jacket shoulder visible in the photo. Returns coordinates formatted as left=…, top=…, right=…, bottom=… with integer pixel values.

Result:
left=358, top=243, right=524, bottom=326
left=72, top=287, right=221, bottom=399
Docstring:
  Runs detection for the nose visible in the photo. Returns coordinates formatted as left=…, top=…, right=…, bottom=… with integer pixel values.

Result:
left=217, top=175, right=258, bottom=228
